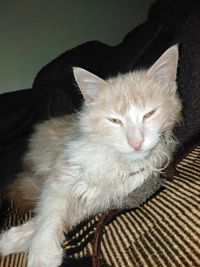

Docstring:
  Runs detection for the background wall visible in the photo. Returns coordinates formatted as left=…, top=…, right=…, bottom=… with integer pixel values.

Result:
left=0, top=0, right=154, bottom=94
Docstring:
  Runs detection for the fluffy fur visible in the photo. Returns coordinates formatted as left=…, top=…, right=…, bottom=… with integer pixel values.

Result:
left=0, top=45, right=181, bottom=267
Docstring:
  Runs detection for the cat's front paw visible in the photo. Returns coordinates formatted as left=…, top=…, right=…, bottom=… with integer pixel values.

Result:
left=0, top=222, right=34, bottom=256
left=27, top=241, right=63, bottom=267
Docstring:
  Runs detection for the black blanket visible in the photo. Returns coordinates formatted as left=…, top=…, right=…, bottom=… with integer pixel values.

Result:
left=1, top=0, right=200, bottom=192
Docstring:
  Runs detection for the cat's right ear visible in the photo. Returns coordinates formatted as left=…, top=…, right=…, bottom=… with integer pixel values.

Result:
left=146, top=45, right=179, bottom=82
left=73, top=67, right=108, bottom=102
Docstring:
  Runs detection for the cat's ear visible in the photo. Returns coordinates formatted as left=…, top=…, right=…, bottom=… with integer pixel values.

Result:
left=146, top=45, right=179, bottom=82
left=73, top=67, right=108, bottom=101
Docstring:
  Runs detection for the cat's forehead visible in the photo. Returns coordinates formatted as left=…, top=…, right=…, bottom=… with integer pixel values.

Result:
left=108, top=71, right=155, bottom=97
left=102, top=95, right=153, bottom=119
left=95, top=70, right=175, bottom=118
left=109, top=71, right=168, bottom=104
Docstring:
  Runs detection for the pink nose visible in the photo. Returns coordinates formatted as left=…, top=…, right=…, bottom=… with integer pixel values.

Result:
left=133, top=142, right=143, bottom=151
left=128, top=140, right=143, bottom=151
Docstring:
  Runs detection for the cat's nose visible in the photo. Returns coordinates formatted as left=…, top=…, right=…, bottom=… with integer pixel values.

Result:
left=133, top=142, right=143, bottom=151
left=128, top=139, right=143, bottom=151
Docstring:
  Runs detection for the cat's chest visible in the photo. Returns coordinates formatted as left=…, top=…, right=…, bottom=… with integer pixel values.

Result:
left=62, top=143, right=150, bottom=211
left=80, top=153, right=132, bottom=183
left=73, top=163, right=148, bottom=213
left=76, top=156, right=148, bottom=207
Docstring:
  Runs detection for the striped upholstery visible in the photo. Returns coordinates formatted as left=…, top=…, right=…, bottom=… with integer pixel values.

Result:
left=0, top=145, right=200, bottom=267
left=98, top=146, right=200, bottom=267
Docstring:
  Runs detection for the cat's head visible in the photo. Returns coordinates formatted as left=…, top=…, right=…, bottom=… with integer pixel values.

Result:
left=73, top=45, right=182, bottom=160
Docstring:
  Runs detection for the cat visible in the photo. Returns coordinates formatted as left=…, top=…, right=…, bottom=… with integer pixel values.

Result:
left=0, top=45, right=181, bottom=267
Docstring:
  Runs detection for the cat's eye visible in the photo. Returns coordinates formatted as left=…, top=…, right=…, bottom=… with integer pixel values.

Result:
left=108, top=118, right=122, bottom=125
left=143, top=109, right=156, bottom=121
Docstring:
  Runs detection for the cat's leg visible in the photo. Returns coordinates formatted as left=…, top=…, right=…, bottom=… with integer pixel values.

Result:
left=27, top=178, right=76, bottom=267
left=0, top=220, right=35, bottom=255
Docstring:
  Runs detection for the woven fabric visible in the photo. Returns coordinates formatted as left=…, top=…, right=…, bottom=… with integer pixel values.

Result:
left=98, top=145, right=200, bottom=267
left=0, top=145, right=200, bottom=267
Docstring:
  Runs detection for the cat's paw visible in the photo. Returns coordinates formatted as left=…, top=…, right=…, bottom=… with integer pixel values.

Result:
left=0, top=221, right=34, bottom=256
left=0, top=228, right=25, bottom=256
left=27, top=241, right=63, bottom=267
left=0, top=230, right=14, bottom=256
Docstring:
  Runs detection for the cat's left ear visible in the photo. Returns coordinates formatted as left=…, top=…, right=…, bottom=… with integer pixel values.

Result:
left=73, top=67, right=108, bottom=102
left=146, top=45, right=179, bottom=82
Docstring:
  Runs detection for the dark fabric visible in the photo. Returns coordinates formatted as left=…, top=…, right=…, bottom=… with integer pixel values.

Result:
left=0, top=0, right=200, bottom=192
left=0, top=89, right=35, bottom=190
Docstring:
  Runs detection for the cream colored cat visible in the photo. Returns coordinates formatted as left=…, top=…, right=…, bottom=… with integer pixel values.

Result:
left=0, top=45, right=181, bottom=267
